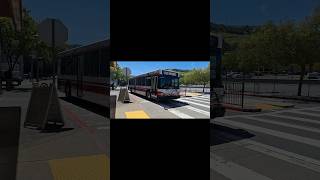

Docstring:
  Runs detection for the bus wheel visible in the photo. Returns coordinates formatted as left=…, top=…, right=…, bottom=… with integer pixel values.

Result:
left=146, top=91, right=151, bottom=100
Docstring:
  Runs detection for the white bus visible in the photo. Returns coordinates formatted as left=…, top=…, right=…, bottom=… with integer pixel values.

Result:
left=57, top=40, right=109, bottom=108
left=128, top=69, right=180, bottom=100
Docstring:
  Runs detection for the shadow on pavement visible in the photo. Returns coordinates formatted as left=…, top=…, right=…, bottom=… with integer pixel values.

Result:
left=0, top=107, right=21, bottom=180
left=210, top=123, right=255, bottom=146
left=60, top=97, right=107, bottom=117
left=41, top=125, right=74, bottom=133
left=129, top=92, right=189, bottom=109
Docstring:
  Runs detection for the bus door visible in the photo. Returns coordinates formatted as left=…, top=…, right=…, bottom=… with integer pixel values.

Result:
left=151, top=76, right=158, bottom=97
left=77, top=55, right=84, bottom=97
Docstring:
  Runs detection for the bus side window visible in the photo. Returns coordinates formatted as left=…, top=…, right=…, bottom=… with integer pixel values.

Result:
left=99, top=49, right=108, bottom=77
left=146, top=78, right=151, bottom=86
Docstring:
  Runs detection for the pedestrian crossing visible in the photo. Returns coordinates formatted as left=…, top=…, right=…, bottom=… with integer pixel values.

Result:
left=162, top=94, right=211, bottom=119
left=211, top=106, right=320, bottom=180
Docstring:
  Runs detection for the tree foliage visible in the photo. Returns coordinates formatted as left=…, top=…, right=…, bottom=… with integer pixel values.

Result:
left=220, top=6, right=320, bottom=96
left=110, top=61, right=125, bottom=86
left=0, top=9, right=42, bottom=78
left=181, top=67, right=210, bottom=93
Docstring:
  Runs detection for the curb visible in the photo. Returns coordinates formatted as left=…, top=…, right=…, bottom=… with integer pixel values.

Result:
left=223, top=104, right=262, bottom=112
left=244, top=93, right=320, bottom=103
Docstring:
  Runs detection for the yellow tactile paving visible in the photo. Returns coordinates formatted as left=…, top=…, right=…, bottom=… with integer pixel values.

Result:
left=49, top=154, right=109, bottom=180
left=125, top=110, right=150, bottom=119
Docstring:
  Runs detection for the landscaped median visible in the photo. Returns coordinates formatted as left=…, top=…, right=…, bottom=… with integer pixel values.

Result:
left=222, top=103, right=262, bottom=112
left=222, top=100, right=295, bottom=112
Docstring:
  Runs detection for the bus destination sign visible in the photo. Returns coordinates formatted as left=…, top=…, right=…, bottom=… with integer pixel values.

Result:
left=163, top=71, right=178, bottom=76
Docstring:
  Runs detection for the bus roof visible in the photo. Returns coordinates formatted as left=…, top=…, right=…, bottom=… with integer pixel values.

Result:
left=58, top=39, right=110, bottom=57
left=131, top=69, right=179, bottom=79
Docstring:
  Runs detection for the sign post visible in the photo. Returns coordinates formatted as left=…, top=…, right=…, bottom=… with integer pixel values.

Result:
left=38, top=18, right=68, bottom=85
left=122, top=67, right=131, bottom=88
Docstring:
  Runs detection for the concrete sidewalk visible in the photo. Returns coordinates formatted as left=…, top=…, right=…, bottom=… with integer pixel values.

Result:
left=1, top=80, right=110, bottom=180
left=112, top=89, right=178, bottom=119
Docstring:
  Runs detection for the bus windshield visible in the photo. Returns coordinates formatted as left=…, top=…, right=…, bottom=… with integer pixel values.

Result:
left=158, top=76, right=179, bottom=89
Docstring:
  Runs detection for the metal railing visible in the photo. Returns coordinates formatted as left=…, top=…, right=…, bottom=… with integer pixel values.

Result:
left=180, top=86, right=210, bottom=93
left=223, top=78, right=320, bottom=101
left=223, top=80, right=244, bottom=108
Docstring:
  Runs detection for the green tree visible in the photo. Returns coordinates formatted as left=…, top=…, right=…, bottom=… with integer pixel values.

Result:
left=110, top=62, right=125, bottom=89
left=0, top=9, right=40, bottom=88
left=182, top=68, right=210, bottom=93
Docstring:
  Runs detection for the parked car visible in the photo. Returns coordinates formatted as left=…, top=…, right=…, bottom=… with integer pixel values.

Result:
left=226, top=72, right=237, bottom=78
left=231, top=73, right=252, bottom=79
left=307, top=72, right=320, bottom=79
left=254, top=71, right=263, bottom=76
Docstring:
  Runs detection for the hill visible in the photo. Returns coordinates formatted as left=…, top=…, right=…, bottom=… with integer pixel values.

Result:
left=210, top=23, right=257, bottom=34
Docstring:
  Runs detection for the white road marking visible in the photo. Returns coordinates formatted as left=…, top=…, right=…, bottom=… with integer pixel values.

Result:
left=214, top=118, right=320, bottom=148
left=299, top=108, right=320, bottom=112
left=175, top=99, right=210, bottom=108
left=180, top=97, right=210, bottom=104
left=184, top=106, right=210, bottom=117
left=233, top=139, right=320, bottom=173
left=214, top=106, right=320, bottom=120
left=242, top=116, right=320, bottom=134
left=167, top=109, right=194, bottom=119
left=260, top=114, right=320, bottom=125
left=293, top=111, right=320, bottom=117
left=211, top=153, right=272, bottom=180
left=190, top=95, right=210, bottom=100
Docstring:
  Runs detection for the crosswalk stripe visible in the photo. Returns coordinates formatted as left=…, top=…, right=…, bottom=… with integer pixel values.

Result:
left=241, top=116, right=320, bottom=134
left=186, top=97, right=210, bottom=102
left=260, top=114, right=320, bottom=125
left=294, top=110, right=320, bottom=117
left=234, top=139, right=320, bottom=173
left=184, top=106, right=210, bottom=117
left=211, top=153, right=273, bottom=180
left=168, top=109, right=194, bottom=119
left=180, top=97, right=210, bottom=104
left=214, top=118, right=320, bottom=148
left=175, top=99, right=210, bottom=108
left=190, top=96, right=210, bottom=100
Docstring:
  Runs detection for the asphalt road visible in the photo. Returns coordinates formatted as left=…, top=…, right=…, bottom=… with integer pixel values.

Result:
left=211, top=100, right=320, bottom=180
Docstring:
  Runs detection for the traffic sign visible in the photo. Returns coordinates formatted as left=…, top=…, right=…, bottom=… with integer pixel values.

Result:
left=38, top=18, right=68, bottom=47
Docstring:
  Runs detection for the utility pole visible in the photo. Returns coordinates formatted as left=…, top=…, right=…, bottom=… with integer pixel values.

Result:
left=51, top=19, right=56, bottom=86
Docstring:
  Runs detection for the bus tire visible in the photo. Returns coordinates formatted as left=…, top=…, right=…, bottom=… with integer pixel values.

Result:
left=65, top=82, right=71, bottom=97
left=146, top=91, right=151, bottom=100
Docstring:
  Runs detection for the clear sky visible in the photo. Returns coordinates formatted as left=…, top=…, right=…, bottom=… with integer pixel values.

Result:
left=117, top=61, right=210, bottom=76
left=23, top=0, right=109, bottom=45
left=211, top=0, right=320, bottom=25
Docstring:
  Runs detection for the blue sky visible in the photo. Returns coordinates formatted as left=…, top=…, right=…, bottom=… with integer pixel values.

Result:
left=23, top=0, right=109, bottom=45
left=211, top=0, right=320, bottom=25
left=117, top=61, right=209, bottom=76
